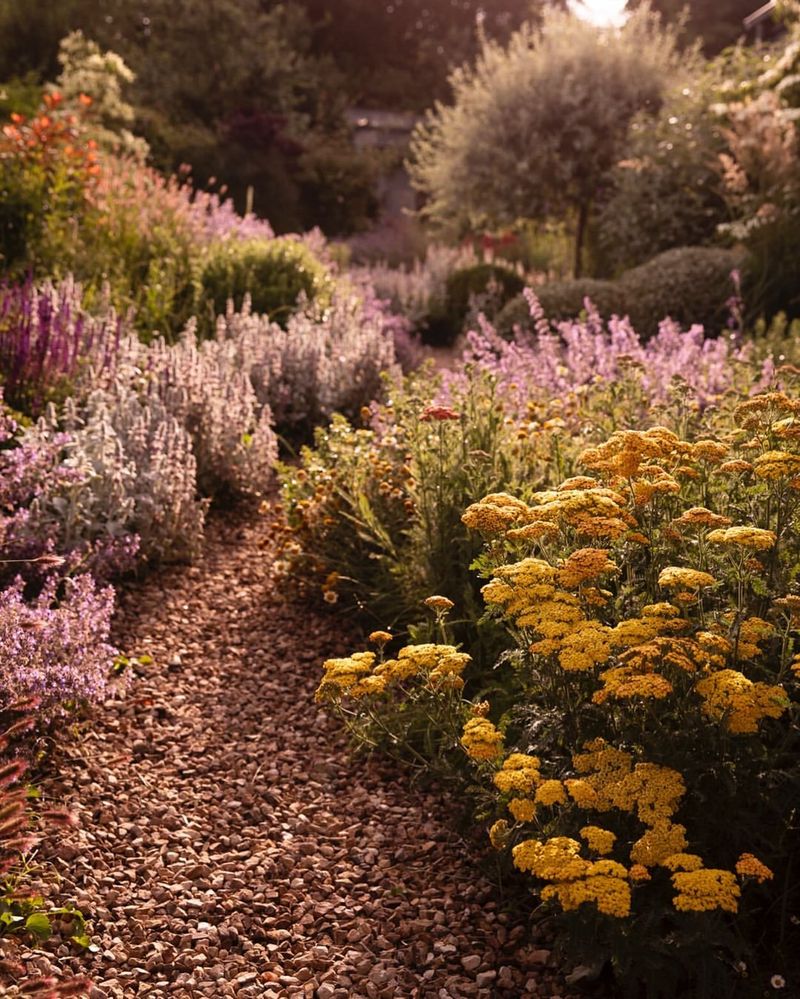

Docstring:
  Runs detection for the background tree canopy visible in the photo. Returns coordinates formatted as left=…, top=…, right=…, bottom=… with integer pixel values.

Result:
left=408, top=6, right=686, bottom=275
left=0, top=0, right=560, bottom=231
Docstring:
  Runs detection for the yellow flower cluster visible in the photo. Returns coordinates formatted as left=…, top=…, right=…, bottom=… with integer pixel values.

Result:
left=658, top=566, right=717, bottom=591
left=512, top=838, right=631, bottom=917
left=462, top=492, right=532, bottom=536
left=661, top=853, right=704, bottom=872
left=753, top=450, right=800, bottom=480
left=556, top=547, right=618, bottom=589
left=509, top=798, right=537, bottom=822
left=580, top=427, right=693, bottom=480
left=694, top=669, right=789, bottom=734
left=672, top=869, right=741, bottom=913
left=735, top=853, right=774, bottom=883
left=493, top=752, right=541, bottom=794
left=706, top=526, right=777, bottom=550
left=489, top=819, right=510, bottom=849
left=375, top=643, right=471, bottom=689
left=735, top=616, right=774, bottom=660
left=672, top=507, right=732, bottom=530
left=316, top=651, right=377, bottom=701
left=580, top=826, right=616, bottom=855
left=460, top=717, right=504, bottom=760
left=317, top=643, right=473, bottom=702
left=535, top=779, right=568, bottom=806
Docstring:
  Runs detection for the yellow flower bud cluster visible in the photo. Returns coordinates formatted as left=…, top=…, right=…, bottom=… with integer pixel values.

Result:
left=460, top=717, right=504, bottom=761
left=695, top=669, right=789, bottom=734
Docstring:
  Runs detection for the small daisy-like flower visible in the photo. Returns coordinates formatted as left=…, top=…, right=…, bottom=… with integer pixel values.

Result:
left=770, top=975, right=786, bottom=990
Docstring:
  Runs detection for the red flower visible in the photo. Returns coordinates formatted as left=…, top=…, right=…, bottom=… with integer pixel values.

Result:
left=421, top=405, right=460, bottom=422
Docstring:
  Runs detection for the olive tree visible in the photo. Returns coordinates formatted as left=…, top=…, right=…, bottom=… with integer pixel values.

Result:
left=409, top=6, right=686, bottom=276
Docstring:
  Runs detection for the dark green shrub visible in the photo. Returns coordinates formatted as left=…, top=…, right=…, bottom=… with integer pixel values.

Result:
left=495, top=279, right=624, bottom=337
left=494, top=246, right=743, bottom=340
left=620, top=246, right=742, bottom=337
left=198, top=237, right=333, bottom=330
left=425, top=263, right=525, bottom=347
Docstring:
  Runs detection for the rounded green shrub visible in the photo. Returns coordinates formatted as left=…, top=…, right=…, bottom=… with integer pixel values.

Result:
left=620, top=246, right=743, bottom=337
left=426, top=263, right=525, bottom=346
left=198, top=237, right=333, bottom=330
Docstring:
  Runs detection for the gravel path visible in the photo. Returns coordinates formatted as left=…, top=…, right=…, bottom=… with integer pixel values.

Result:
left=5, top=511, right=571, bottom=999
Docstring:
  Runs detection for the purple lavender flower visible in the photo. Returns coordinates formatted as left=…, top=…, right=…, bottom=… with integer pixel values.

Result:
left=0, top=574, right=119, bottom=717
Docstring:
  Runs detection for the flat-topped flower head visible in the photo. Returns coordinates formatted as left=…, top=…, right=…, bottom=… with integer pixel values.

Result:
left=706, top=526, right=777, bottom=550
left=658, top=566, right=717, bottom=591
left=672, top=868, right=740, bottom=913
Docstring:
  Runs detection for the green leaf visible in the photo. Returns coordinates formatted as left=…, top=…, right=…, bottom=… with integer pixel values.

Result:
left=24, top=912, right=52, bottom=939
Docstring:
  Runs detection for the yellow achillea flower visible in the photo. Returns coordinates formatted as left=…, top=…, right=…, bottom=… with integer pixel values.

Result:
left=557, top=548, right=618, bottom=589
left=641, top=602, right=682, bottom=619
left=791, top=654, right=800, bottom=678
left=368, top=630, right=392, bottom=646
left=672, top=507, right=732, bottom=530
left=716, top=458, right=753, bottom=475
left=629, top=864, right=651, bottom=882
left=512, top=837, right=590, bottom=881
left=695, top=670, right=788, bottom=734
left=672, top=868, right=740, bottom=913
left=542, top=860, right=630, bottom=916
left=735, top=853, right=774, bottom=883
left=736, top=615, right=775, bottom=660
left=580, top=427, right=691, bottom=479
left=494, top=753, right=541, bottom=794
left=580, top=826, right=617, bottom=855
left=558, top=476, right=600, bottom=491
left=558, top=621, right=613, bottom=673
left=658, top=566, right=717, bottom=590
left=506, top=521, right=560, bottom=542
left=621, top=637, right=702, bottom=674
left=631, top=821, right=689, bottom=867
left=509, top=798, right=537, bottom=822
left=696, top=631, right=733, bottom=667
left=715, top=459, right=754, bottom=476
left=489, top=819, right=510, bottom=849
left=692, top=440, right=729, bottom=463
left=535, top=779, right=568, bottom=806
left=375, top=643, right=471, bottom=683
left=593, top=667, right=673, bottom=704
left=424, top=595, right=454, bottom=611
left=462, top=492, right=532, bottom=535
left=316, top=651, right=376, bottom=701
left=565, top=778, right=601, bottom=808
left=662, top=853, right=704, bottom=872
left=460, top=717, right=504, bottom=761
left=753, top=450, right=800, bottom=480
left=706, top=526, right=777, bottom=550
left=618, top=765, right=686, bottom=826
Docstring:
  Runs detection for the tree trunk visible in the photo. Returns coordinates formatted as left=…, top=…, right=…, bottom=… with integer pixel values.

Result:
left=573, top=200, right=589, bottom=279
